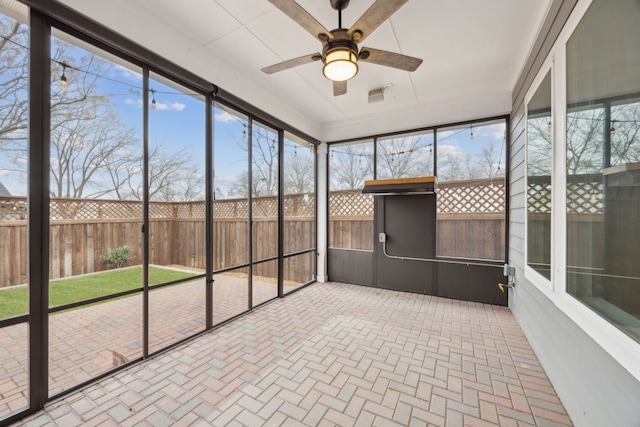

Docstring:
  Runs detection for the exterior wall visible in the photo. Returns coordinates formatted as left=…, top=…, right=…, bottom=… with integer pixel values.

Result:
left=509, top=1, right=640, bottom=426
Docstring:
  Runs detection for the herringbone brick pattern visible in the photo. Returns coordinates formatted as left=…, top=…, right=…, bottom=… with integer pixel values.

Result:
left=15, top=282, right=573, bottom=426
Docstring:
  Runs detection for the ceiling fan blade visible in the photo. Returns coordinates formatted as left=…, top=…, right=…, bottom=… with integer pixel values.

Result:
left=268, top=0, right=333, bottom=41
left=359, top=47, right=422, bottom=72
left=348, top=0, right=409, bottom=43
left=333, top=80, right=347, bottom=96
left=261, top=53, right=321, bottom=74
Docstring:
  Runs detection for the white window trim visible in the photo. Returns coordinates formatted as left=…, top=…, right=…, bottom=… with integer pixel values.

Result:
left=524, top=59, right=554, bottom=296
left=531, top=0, right=640, bottom=382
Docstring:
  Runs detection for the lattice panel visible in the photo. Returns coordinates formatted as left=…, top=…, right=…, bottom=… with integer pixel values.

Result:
left=527, top=177, right=603, bottom=214
left=175, top=202, right=206, bottom=218
left=0, top=198, right=27, bottom=220
left=99, top=201, right=141, bottom=219
left=437, top=183, right=505, bottom=214
left=213, top=199, right=250, bottom=218
left=527, top=182, right=552, bottom=213
left=567, top=181, right=603, bottom=214
left=284, top=194, right=314, bottom=217
left=252, top=197, right=278, bottom=218
left=148, top=203, right=173, bottom=219
left=330, top=191, right=374, bottom=217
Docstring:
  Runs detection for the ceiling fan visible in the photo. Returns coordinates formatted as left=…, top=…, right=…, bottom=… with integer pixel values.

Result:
left=262, top=0, right=423, bottom=96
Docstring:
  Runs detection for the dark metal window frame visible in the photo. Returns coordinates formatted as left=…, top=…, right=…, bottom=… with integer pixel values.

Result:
left=0, top=2, right=318, bottom=424
left=326, top=115, right=511, bottom=267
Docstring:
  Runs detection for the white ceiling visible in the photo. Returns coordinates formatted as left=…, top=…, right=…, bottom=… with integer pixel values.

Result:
left=57, top=0, right=551, bottom=141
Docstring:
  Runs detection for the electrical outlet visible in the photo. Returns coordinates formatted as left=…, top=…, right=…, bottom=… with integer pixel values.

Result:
left=378, top=232, right=386, bottom=243
left=503, top=264, right=515, bottom=277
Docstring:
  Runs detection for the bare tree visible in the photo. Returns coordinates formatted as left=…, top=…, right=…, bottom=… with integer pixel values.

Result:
left=0, top=19, right=28, bottom=179
left=251, top=132, right=278, bottom=196
left=330, top=144, right=373, bottom=190
left=566, top=109, right=603, bottom=174
left=227, top=169, right=269, bottom=198
left=479, top=141, right=503, bottom=179
left=1, top=23, right=203, bottom=201
left=284, top=151, right=314, bottom=194
left=377, top=135, right=433, bottom=179
left=121, top=145, right=204, bottom=201
left=527, top=115, right=553, bottom=176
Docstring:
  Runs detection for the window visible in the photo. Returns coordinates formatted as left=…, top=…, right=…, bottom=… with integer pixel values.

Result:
left=147, top=71, right=206, bottom=353
left=436, top=120, right=507, bottom=261
left=212, top=103, right=250, bottom=322
left=565, top=0, right=640, bottom=343
left=329, top=140, right=374, bottom=251
left=251, top=121, right=279, bottom=305
left=526, top=70, right=552, bottom=280
left=283, top=132, right=315, bottom=292
left=48, top=29, right=145, bottom=396
left=0, top=1, right=29, bottom=417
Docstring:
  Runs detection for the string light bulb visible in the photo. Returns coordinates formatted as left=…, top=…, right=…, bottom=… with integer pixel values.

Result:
left=271, top=139, right=276, bottom=153
left=59, top=63, right=68, bottom=91
left=150, top=89, right=157, bottom=110
left=610, top=120, right=616, bottom=136
left=294, top=146, right=298, bottom=157
left=470, top=125, right=475, bottom=140
left=242, top=125, right=247, bottom=138
left=547, top=121, right=552, bottom=130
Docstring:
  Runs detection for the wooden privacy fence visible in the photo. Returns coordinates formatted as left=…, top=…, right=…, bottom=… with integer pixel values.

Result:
left=329, top=178, right=507, bottom=260
left=327, top=175, right=603, bottom=262
left=0, top=176, right=603, bottom=287
left=0, top=194, right=314, bottom=288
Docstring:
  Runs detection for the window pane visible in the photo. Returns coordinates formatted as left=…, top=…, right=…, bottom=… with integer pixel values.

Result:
left=0, top=323, right=27, bottom=415
left=252, top=259, right=278, bottom=306
left=527, top=71, right=552, bottom=279
left=0, top=6, right=29, bottom=326
left=283, top=252, right=314, bottom=292
left=377, top=131, right=434, bottom=179
left=329, top=141, right=374, bottom=250
left=213, top=104, right=249, bottom=321
left=212, top=266, right=249, bottom=324
left=436, top=121, right=506, bottom=260
left=283, top=132, right=315, bottom=292
left=48, top=30, right=144, bottom=395
left=251, top=122, right=278, bottom=303
left=566, top=0, right=640, bottom=343
left=148, top=72, right=205, bottom=353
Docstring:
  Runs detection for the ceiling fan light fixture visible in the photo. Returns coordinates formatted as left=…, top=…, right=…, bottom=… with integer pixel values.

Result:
left=323, top=46, right=358, bottom=81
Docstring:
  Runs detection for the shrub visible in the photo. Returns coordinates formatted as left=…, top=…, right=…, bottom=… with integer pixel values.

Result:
left=100, top=245, right=132, bottom=269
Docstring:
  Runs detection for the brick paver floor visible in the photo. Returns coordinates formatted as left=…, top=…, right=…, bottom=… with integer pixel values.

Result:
left=0, top=272, right=289, bottom=415
left=13, top=282, right=573, bottom=426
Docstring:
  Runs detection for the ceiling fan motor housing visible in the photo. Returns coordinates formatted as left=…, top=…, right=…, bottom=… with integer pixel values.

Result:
left=330, top=0, right=350, bottom=11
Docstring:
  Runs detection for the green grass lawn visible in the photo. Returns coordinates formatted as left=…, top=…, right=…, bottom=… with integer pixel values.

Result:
left=0, top=266, right=196, bottom=319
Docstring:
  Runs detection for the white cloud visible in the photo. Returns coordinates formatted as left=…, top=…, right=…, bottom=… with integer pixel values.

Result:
left=154, top=101, right=186, bottom=112
left=214, top=111, right=236, bottom=123
left=125, top=98, right=143, bottom=108
left=437, top=144, right=466, bottom=160
left=124, top=98, right=186, bottom=112
left=113, top=64, right=142, bottom=82
left=476, top=123, right=506, bottom=140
